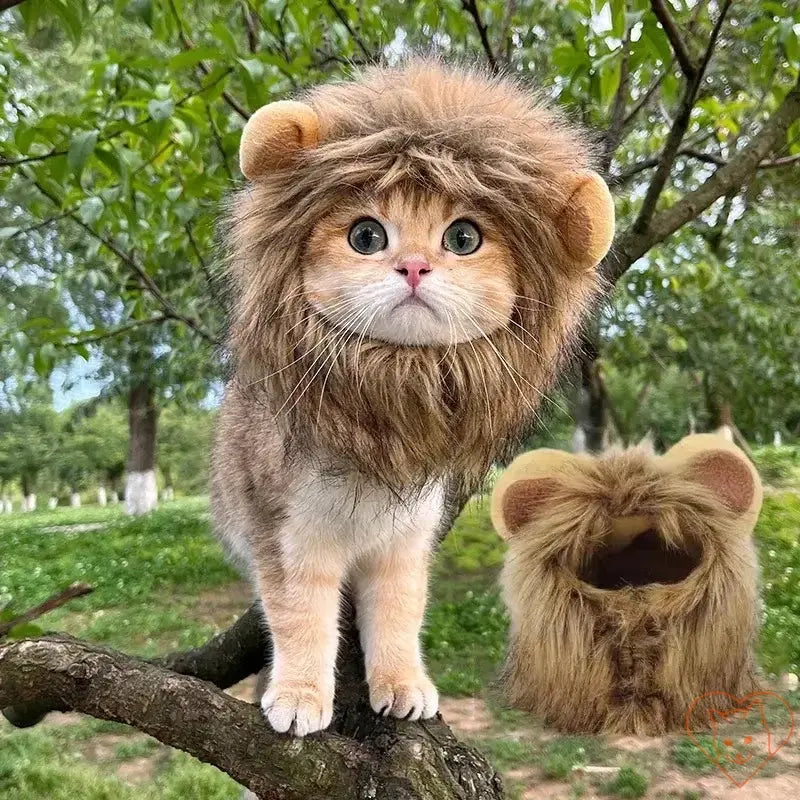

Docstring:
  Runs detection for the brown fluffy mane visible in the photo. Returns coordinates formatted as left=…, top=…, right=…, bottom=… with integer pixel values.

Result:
left=226, top=59, right=602, bottom=489
left=502, top=447, right=760, bottom=734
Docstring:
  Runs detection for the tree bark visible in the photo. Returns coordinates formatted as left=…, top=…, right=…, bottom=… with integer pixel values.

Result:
left=575, top=336, right=608, bottom=453
left=124, top=381, right=158, bottom=516
left=0, top=629, right=504, bottom=800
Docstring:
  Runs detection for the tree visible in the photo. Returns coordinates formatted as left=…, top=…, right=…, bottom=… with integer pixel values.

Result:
left=1, top=1, right=798, bottom=797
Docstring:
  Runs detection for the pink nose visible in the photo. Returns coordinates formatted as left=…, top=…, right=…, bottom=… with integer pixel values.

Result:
left=395, top=259, right=431, bottom=290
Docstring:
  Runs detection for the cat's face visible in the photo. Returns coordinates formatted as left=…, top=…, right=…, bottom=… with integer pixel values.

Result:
left=304, top=190, right=516, bottom=346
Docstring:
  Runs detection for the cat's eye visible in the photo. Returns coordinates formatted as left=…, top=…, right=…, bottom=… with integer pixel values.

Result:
left=348, top=218, right=388, bottom=254
left=443, top=219, right=481, bottom=255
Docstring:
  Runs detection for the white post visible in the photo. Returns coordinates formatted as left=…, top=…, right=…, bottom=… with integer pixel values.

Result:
left=97, top=486, right=108, bottom=506
left=70, top=492, right=81, bottom=508
left=125, top=470, right=158, bottom=516
left=24, top=493, right=36, bottom=512
left=109, top=490, right=119, bottom=504
left=716, top=425, right=734, bottom=443
left=773, top=430, right=783, bottom=447
left=48, top=497, right=58, bottom=510
left=570, top=426, right=587, bottom=453
left=3, top=498, right=12, bottom=514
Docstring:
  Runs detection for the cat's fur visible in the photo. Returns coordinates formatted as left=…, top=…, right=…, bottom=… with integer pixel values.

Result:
left=492, top=436, right=762, bottom=735
left=212, top=59, right=610, bottom=735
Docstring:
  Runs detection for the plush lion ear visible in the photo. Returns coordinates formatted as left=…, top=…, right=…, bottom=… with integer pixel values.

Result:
left=490, top=449, right=577, bottom=539
left=662, top=434, right=762, bottom=516
left=555, top=170, right=615, bottom=270
left=239, top=100, right=321, bottom=180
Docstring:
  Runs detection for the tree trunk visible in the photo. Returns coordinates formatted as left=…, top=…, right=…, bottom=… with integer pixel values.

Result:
left=48, top=497, right=58, bottom=510
left=97, top=486, right=107, bottom=506
left=124, top=382, right=158, bottom=516
left=70, top=492, right=81, bottom=508
left=575, top=338, right=608, bottom=453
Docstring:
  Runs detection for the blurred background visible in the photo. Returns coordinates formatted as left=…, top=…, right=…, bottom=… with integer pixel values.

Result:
left=1, top=1, right=799, bottom=798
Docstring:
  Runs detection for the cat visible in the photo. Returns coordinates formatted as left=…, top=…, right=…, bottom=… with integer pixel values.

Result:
left=211, top=58, right=614, bottom=736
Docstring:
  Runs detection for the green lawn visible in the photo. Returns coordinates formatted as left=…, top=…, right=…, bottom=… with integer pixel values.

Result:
left=2, top=490, right=800, bottom=799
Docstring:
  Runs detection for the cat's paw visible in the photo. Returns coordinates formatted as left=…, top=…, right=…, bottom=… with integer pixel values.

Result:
left=260, top=682, right=333, bottom=736
left=368, top=670, right=438, bottom=721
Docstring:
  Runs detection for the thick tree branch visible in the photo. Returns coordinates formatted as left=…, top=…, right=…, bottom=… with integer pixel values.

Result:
left=632, top=0, right=733, bottom=233
left=602, top=76, right=800, bottom=283
left=0, top=0, right=25, bottom=12
left=462, top=0, right=499, bottom=72
left=0, top=583, right=93, bottom=638
left=0, top=634, right=504, bottom=799
left=649, top=0, right=695, bottom=79
left=608, top=147, right=799, bottom=185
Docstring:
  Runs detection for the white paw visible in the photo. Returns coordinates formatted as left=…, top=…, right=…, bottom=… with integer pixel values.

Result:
left=368, top=671, right=439, bottom=721
left=260, top=682, right=333, bottom=736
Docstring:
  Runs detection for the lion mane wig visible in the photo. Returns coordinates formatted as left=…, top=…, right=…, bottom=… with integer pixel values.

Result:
left=224, top=58, right=614, bottom=491
left=491, top=434, right=762, bottom=735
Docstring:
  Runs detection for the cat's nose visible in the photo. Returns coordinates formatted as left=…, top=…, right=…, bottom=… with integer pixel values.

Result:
left=395, top=259, right=431, bottom=290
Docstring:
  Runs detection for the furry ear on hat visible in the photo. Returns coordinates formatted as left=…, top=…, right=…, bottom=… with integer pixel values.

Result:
left=239, top=100, right=320, bottom=179
left=555, top=171, right=615, bottom=270
left=491, top=449, right=579, bottom=539
left=663, top=434, right=762, bottom=516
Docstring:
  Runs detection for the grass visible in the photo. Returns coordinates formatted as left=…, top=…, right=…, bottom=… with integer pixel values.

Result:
left=2, top=484, right=800, bottom=798
left=599, top=766, right=648, bottom=799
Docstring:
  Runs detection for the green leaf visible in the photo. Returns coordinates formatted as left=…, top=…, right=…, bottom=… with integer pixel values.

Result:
left=168, top=47, right=220, bottom=71
left=0, top=227, right=20, bottom=240
left=147, top=98, right=175, bottom=122
left=67, top=130, right=98, bottom=182
left=667, top=335, right=689, bottom=353
left=78, top=196, right=104, bottom=225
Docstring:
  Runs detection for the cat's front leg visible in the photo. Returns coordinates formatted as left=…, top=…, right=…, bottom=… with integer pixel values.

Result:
left=254, top=553, right=345, bottom=736
left=353, top=537, right=438, bottom=721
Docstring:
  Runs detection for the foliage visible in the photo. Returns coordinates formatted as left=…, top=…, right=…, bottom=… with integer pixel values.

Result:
left=157, top=404, right=215, bottom=494
left=1, top=0, right=798, bottom=449
left=0, top=385, right=59, bottom=494
left=753, top=445, right=800, bottom=487
left=598, top=766, right=648, bottom=799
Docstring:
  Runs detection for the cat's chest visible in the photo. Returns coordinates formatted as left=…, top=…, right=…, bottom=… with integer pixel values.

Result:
left=280, top=463, right=445, bottom=563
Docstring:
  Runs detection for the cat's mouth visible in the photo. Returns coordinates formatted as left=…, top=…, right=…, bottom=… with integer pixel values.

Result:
left=393, top=295, right=438, bottom=316
left=575, top=515, right=703, bottom=590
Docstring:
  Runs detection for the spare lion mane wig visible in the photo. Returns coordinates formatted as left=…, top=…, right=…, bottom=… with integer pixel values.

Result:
left=226, top=58, right=614, bottom=490
left=492, top=435, right=762, bottom=735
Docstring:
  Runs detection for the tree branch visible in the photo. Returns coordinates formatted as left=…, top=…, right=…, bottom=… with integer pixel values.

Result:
left=0, top=634, right=504, bottom=799
left=608, top=146, right=799, bottom=185
left=0, top=69, right=234, bottom=169
left=621, top=59, right=673, bottom=131
left=649, top=0, right=695, bottom=79
left=167, top=0, right=250, bottom=121
left=28, top=179, right=220, bottom=346
left=602, top=75, right=800, bottom=283
left=62, top=316, right=171, bottom=347
left=0, top=583, right=93, bottom=638
left=632, top=0, right=733, bottom=233
left=0, top=0, right=25, bottom=11
left=462, top=0, right=499, bottom=72
left=326, top=0, right=372, bottom=60
left=601, top=28, right=632, bottom=175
